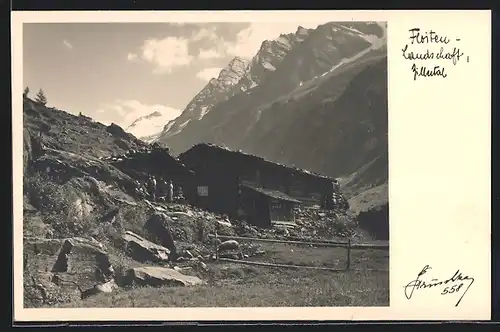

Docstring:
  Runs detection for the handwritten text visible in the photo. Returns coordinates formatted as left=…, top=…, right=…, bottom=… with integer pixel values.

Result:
left=404, top=265, right=475, bottom=307
left=402, top=28, right=470, bottom=81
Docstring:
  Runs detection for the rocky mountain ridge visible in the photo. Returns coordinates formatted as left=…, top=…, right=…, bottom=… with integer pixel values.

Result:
left=156, top=22, right=385, bottom=158
left=157, top=23, right=381, bottom=143
left=157, top=26, right=316, bottom=143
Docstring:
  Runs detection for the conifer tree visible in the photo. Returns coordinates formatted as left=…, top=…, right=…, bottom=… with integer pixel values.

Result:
left=35, top=89, right=47, bottom=105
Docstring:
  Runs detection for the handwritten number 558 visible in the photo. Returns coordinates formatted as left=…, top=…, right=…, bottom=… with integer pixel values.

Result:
left=441, top=283, right=463, bottom=295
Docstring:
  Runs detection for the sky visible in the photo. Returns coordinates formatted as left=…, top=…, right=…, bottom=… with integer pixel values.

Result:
left=23, top=21, right=327, bottom=128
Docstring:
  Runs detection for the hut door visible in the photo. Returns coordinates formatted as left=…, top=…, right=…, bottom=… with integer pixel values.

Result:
left=270, top=200, right=287, bottom=223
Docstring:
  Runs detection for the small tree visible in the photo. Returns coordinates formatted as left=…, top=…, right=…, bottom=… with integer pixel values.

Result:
left=35, top=89, right=47, bottom=105
left=23, top=86, right=30, bottom=99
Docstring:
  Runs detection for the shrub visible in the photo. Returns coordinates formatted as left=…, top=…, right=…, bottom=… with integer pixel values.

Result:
left=23, top=172, right=95, bottom=238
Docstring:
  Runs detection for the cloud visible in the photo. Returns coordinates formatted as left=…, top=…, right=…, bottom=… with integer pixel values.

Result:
left=140, top=37, right=194, bottom=74
left=127, top=52, right=138, bottom=61
left=62, top=39, right=73, bottom=50
left=196, top=67, right=223, bottom=82
left=197, top=48, right=224, bottom=59
left=223, top=22, right=322, bottom=59
left=95, top=99, right=182, bottom=130
left=191, top=26, right=218, bottom=42
left=188, top=22, right=325, bottom=61
left=131, top=22, right=326, bottom=73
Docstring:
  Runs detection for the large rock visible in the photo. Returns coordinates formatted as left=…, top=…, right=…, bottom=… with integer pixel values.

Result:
left=24, top=236, right=106, bottom=257
left=121, top=230, right=171, bottom=263
left=51, top=239, right=110, bottom=274
left=125, top=266, right=204, bottom=287
left=24, top=237, right=109, bottom=280
left=143, top=213, right=177, bottom=257
left=23, top=237, right=114, bottom=307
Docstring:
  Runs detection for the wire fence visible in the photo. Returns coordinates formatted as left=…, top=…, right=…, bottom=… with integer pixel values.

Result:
left=208, top=233, right=388, bottom=272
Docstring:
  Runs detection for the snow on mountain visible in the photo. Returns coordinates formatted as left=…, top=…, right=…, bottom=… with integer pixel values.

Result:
left=126, top=110, right=179, bottom=142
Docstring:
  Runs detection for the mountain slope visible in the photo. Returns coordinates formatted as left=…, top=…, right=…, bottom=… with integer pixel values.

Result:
left=157, top=22, right=385, bottom=153
left=246, top=53, right=388, bottom=177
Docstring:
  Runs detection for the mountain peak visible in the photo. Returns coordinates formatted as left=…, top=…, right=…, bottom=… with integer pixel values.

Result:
left=296, top=25, right=307, bottom=33
left=148, top=110, right=162, bottom=117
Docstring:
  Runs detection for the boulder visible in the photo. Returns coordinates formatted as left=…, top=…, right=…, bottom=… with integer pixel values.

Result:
left=125, top=266, right=204, bottom=287
left=143, top=213, right=177, bottom=258
left=23, top=237, right=114, bottom=306
left=121, top=230, right=171, bottom=263
left=24, top=236, right=106, bottom=257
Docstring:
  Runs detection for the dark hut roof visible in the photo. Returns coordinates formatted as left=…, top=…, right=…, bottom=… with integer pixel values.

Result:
left=179, top=143, right=333, bottom=181
left=240, top=183, right=302, bottom=203
left=108, top=147, right=194, bottom=176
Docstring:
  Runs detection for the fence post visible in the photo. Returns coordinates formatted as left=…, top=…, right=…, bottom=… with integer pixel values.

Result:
left=346, top=238, right=351, bottom=270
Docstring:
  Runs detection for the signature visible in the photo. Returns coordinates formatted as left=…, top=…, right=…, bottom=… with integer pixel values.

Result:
left=404, top=265, right=475, bottom=307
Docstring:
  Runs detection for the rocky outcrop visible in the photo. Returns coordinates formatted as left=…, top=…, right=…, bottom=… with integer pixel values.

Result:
left=217, top=57, right=249, bottom=87
left=24, top=236, right=106, bottom=256
left=23, top=236, right=115, bottom=305
left=31, top=148, right=140, bottom=197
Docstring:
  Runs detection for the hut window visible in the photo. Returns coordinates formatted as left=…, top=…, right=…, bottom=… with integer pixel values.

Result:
left=271, top=202, right=282, bottom=210
left=197, top=186, right=209, bottom=196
